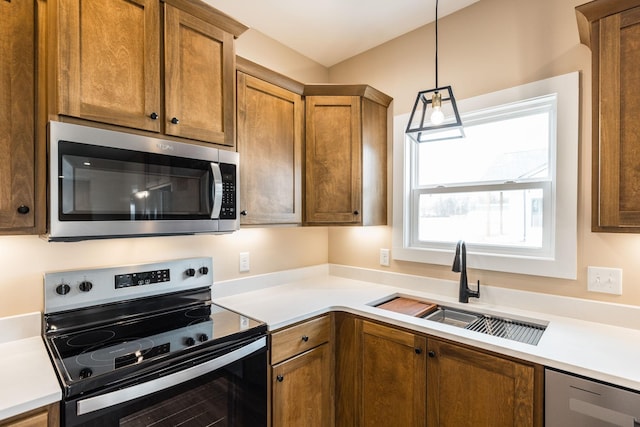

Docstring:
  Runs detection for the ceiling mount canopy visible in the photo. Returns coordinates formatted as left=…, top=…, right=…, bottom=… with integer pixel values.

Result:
left=406, top=0, right=464, bottom=143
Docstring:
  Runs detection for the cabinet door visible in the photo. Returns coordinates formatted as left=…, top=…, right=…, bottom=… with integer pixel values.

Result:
left=272, top=344, right=333, bottom=427
left=56, top=0, right=161, bottom=132
left=596, top=6, right=640, bottom=229
left=237, top=72, right=303, bottom=225
left=0, top=0, right=36, bottom=231
left=164, top=5, right=235, bottom=146
left=361, top=321, right=426, bottom=427
left=305, top=96, right=362, bottom=224
left=426, top=339, right=539, bottom=427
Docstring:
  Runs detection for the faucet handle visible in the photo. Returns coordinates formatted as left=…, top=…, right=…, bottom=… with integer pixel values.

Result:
left=470, top=280, right=480, bottom=298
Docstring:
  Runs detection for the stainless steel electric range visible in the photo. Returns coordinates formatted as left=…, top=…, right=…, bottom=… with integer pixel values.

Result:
left=42, top=257, right=267, bottom=427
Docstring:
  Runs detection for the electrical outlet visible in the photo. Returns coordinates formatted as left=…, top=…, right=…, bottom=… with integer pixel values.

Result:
left=239, top=252, right=250, bottom=273
left=380, top=248, right=390, bottom=267
left=587, top=266, right=622, bottom=295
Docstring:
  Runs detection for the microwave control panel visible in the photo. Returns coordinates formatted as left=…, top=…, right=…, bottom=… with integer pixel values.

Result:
left=219, top=163, right=236, bottom=220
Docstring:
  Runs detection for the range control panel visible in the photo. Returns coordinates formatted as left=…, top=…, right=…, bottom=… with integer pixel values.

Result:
left=44, top=257, right=213, bottom=314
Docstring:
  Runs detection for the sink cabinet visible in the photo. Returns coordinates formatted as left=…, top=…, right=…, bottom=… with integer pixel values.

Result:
left=303, top=86, right=391, bottom=226
left=426, top=338, right=543, bottom=427
left=577, top=0, right=640, bottom=230
left=334, top=313, right=542, bottom=427
left=270, top=315, right=334, bottom=427
left=47, top=0, right=245, bottom=147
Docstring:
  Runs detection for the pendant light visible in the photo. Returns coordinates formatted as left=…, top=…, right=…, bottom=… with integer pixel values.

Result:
left=406, top=0, right=464, bottom=143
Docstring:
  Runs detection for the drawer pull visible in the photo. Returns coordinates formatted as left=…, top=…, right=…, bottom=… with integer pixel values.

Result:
left=301, top=335, right=309, bottom=342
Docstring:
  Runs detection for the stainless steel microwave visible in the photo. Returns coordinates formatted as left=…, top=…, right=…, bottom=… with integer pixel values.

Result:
left=48, top=121, right=239, bottom=241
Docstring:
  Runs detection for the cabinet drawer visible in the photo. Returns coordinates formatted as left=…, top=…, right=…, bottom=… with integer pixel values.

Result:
left=271, top=315, right=331, bottom=364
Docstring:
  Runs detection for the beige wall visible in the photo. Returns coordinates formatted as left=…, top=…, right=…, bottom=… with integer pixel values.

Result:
left=0, top=227, right=328, bottom=317
left=327, top=0, right=640, bottom=306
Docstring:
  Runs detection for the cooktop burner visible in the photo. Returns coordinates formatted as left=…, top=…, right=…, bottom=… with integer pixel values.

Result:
left=42, top=257, right=266, bottom=399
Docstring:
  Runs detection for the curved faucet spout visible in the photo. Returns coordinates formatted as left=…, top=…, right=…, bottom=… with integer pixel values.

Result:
left=452, top=240, right=480, bottom=303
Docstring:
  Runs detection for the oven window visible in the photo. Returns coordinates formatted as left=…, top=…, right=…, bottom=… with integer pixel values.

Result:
left=59, top=140, right=212, bottom=221
left=64, top=347, right=267, bottom=427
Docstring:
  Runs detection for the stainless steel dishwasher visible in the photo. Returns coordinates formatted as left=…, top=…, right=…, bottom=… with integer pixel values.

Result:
left=546, top=368, right=640, bottom=426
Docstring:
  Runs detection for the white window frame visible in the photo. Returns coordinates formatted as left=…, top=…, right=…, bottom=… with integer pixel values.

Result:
left=392, top=72, right=579, bottom=279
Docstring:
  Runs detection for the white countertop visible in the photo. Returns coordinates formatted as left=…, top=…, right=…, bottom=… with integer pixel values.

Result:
left=215, top=266, right=640, bottom=393
left=0, top=312, right=61, bottom=422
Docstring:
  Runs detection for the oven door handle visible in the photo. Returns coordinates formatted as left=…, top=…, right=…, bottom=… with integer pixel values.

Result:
left=76, top=336, right=266, bottom=416
left=210, top=162, right=223, bottom=219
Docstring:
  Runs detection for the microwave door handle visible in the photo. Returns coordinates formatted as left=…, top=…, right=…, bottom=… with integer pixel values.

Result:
left=210, top=163, right=223, bottom=219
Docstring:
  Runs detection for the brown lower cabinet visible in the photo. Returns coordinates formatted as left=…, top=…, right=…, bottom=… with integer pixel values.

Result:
left=334, top=313, right=543, bottom=427
left=271, top=315, right=334, bottom=427
left=426, top=338, right=543, bottom=427
left=0, top=404, right=59, bottom=427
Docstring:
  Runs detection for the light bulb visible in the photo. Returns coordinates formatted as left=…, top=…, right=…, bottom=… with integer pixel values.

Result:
left=430, top=107, right=445, bottom=125
left=430, top=91, right=444, bottom=125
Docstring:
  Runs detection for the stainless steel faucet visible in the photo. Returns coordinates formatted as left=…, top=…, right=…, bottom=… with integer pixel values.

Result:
left=452, top=240, right=480, bottom=303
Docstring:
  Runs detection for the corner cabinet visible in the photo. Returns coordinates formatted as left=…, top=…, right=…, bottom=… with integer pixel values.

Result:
left=270, top=315, right=334, bottom=427
left=0, top=0, right=43, bottom=234
left=304, top=86, right=391, bottom=226
left=426, top=339, right=543, bottom=427
left=236, top=59, right=304, bottom=225
left=48, top=0, right=245, bottom=147
left=577, top=0, right=640, bottom=231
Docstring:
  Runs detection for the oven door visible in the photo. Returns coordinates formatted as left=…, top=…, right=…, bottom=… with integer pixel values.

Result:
left=62, top=336, right=267, bottom=427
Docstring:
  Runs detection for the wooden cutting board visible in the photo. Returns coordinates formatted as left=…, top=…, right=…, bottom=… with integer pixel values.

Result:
left=376, top=297, right=437, bottom=317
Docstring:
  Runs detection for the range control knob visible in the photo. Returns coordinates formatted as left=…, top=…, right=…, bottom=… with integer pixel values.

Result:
left=198, top=334, right=209, bottom=343
left=79, top=281, right=93, bottom=292
left=56, top=283, right=71, bottom=295
left=199, top=266, right=209, bottom=275
left=185, top=268, right=196, bottom=277
left=185, top=337, right=196, bottom=346
left=79, top=368, right=93, bottom=379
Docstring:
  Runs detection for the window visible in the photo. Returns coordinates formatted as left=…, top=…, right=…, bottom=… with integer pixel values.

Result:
left=392, top=72, right=579, bottom=279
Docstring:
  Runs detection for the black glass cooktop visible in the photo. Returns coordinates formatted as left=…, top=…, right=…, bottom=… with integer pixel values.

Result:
left=44, top=288, right=266, bottom=398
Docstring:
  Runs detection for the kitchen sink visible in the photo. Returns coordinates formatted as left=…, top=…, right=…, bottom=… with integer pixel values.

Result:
left=373, top=297, right=546, bottom=346
left=423, top=305, right=546, bottom=346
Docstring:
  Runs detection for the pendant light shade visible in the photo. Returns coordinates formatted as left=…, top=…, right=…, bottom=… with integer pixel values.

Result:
left=406, top=0, right=464, bottom=143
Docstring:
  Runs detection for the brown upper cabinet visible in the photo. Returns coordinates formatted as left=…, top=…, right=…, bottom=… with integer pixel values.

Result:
left=47, top=0, right=246, bottom=147
left=236, top=59, right=304, bottom=225
left=0, top=0, right=43, bottom=234
left=304, top=86, right=391, bottom=226
left=577, top=0, right=640, bottom=231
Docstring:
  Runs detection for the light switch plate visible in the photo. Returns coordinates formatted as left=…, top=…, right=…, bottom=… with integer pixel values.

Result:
left=380, top=248, right=390, bottom=266
left=587, top=266, right=622, bottom=295
left=239, top=252, right=250, bottom=273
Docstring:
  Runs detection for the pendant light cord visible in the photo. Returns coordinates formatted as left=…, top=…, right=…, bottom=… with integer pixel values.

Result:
left=435, top=0, right=439, bottom=89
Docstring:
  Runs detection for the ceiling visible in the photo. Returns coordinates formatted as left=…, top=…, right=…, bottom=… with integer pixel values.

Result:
left=203, top=0, right=480, bottom=67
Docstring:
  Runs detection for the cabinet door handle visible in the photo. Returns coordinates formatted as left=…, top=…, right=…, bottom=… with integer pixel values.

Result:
left=149, top=112, right=158, bottom=120
left=353, top=210, right=359, bottom=215
left=428, top=350, right=436, bottom=358
left=16, top=205, right=30, bottom=215
left=415, top=348, right=422, bottom=355
left=240, top=210, right=248, bottom=216
left=170, top=117, right=180, bottom=124
left=301, top=335, right=309, bottom=342
left=276, top=375, right=284, bottom=382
